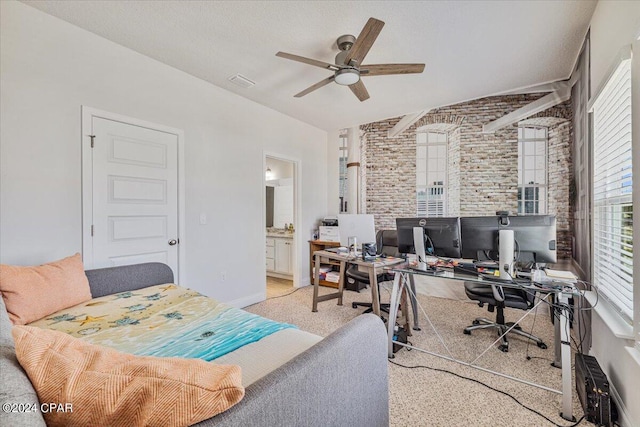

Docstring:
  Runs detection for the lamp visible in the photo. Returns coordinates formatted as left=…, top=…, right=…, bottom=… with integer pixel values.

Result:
left=334, top=69, right=360, bottom=86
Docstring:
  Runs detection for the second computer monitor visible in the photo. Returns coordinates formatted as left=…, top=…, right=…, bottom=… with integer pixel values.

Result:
left=459, top=215, right=557, bottom=263
left=337, top=214, right=377, bottom=248
left=396, top=217, right=462, bottom=258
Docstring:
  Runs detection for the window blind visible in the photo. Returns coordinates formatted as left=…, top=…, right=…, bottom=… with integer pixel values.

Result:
left=592, top=58, right=633, bottom=321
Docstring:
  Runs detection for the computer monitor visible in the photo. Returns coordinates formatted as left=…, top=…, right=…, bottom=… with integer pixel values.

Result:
left=459, top=215, right=557, bottom=263
left=395, top=217, right=462, bottom=258
left=337, top=214, right=376, bottom=248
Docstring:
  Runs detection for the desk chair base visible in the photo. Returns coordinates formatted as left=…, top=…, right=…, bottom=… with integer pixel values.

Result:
left=463, top=317, right=547, bottom=352
left=352, top=301, right=391, bottom=315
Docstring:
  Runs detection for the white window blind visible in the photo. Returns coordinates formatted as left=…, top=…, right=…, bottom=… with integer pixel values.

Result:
left=592, top=58, right=633, bottom=322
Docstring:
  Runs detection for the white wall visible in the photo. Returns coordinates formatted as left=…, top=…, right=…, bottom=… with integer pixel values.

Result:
left=587, top=2, right=640, bottom=426
left=0, top=1, right=328, bottom=306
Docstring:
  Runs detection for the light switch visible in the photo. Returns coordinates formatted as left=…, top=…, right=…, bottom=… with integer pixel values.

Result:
left=199, top=213, right=207, bottom=225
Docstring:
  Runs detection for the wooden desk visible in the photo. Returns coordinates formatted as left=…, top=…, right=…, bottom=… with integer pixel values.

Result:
left=311, top=249, right=404, bottom=316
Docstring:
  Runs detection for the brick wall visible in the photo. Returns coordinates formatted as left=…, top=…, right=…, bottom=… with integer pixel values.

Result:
left=361, top=94, right=574, bottom=259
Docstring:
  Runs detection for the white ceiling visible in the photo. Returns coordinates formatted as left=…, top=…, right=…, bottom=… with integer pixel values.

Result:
left=22, top=0, right=597, bottom=132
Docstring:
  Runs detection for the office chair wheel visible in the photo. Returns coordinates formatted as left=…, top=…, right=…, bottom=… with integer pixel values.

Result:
left=537, top=342, right=548, bottom=349
left=472, top=320, right=480, bottom=325
left=352, top=303, right=358, bottom=309
left=463, top=329, right=471, bottom=335
left=498, top=344, right=509, bottom=352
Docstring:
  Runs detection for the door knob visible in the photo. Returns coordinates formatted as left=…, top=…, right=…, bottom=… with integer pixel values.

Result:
left=168, top=239, right=178, bottom=246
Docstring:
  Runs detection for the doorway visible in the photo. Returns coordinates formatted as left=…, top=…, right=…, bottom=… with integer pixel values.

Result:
left=264, top=155, right=298, bottom=298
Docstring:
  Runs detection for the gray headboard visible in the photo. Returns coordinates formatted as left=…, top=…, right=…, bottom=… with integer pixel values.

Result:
left=85, top=262, right=175, bottom=298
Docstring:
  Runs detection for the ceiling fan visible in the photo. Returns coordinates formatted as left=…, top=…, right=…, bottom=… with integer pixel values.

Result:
left=276, top=17, right=425, bottom=102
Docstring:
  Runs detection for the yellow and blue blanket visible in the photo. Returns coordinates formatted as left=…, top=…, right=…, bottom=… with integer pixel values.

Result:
left=28, top=284, right=296, bottom=361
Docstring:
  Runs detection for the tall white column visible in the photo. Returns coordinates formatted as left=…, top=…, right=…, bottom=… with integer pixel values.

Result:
left=346, top=127, right=360, bottom=213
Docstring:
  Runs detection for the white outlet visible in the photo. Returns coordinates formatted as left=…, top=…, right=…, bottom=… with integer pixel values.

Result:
left=221, top=271, right=226, bottom=281
left=199, top=213, right=207, bottom=225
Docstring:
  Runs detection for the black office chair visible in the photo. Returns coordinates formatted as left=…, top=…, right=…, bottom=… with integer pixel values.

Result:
left=463, top=281, right=547, bottom=352
left=347, top=230, right=399, bottom=315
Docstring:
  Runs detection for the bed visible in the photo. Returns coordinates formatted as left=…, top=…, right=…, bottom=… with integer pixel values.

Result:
left=1, top=262, right=390, bottom=427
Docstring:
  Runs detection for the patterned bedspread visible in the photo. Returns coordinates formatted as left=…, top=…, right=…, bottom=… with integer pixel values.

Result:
left=28, top=284, right=296, bottom=361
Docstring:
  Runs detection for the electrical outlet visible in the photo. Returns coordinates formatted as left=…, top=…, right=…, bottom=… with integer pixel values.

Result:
left=199, top=213, right=207, bottom=225
left=221, top=271, right=226, bottom=281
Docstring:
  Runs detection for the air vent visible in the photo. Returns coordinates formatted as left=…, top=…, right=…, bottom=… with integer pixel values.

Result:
left=228, top=74, right=255, bottom=88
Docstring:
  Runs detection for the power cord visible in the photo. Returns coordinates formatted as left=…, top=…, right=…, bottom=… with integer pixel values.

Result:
left=266, top=287, right=301, bottom=300
left=388, top=359, right=585, bottom=427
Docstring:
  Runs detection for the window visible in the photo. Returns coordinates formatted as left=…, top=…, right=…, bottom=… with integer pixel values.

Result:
left=416, top=131, right=447, bottom=217
left=592, top=56, right=633, bottom=322
left=517, top=127, right=547, bottom=214
left=339, top=133, right=348, bottom=213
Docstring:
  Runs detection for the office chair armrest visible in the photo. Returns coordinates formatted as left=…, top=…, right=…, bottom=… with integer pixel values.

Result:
left=490, top=284, right=505, bottom=303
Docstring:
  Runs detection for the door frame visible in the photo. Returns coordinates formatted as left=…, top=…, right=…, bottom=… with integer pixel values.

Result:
left=81, top=106, right=186, bottom=284
left=263, top=152, right=301, bottom=288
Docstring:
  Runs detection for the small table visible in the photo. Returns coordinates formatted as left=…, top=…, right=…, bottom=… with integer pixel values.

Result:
left=311, top=249, right=404, bottom=316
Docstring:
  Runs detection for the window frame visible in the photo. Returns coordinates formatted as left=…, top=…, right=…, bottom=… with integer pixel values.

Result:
left=589, top=49, right=634, bottom=325
left=338, top=133, right=348, bottom=213
left=517, top=126, right=548, bottom=215
left=416, top=130, right=448, bottom=217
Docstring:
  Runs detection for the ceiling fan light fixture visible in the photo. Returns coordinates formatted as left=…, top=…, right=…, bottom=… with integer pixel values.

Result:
left=334, top=68, right=360, bottom=86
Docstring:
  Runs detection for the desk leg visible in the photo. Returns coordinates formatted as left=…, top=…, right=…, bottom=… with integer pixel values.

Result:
left=312, top=254, right=321, bottom=312
left=337, top=260, right=345, bottom=306
left=553, top=298, right=562, bottom=368
left=407, top=273, right=420, bottom=331
left=558, top=291, right=574, bottom=421
left=369, top=266, right=381, bottom=317
left=387, top=273, right=405, bottom=358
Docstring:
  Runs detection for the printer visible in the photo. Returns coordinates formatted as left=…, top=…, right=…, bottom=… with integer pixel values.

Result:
left=319, top=216, right=339, bottom=242
left=321, top=217, right=338, bottom=226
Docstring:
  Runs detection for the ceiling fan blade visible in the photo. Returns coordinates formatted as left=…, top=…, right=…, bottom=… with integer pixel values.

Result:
left=276, top=52, right=340, bottom=71
left=294, top=75, right=335, bottom=97
left=344, top=18, right=385, bottom=67
left=349, top=80, right=370, bottom=102
left=361, top=63, right=425, bottom=76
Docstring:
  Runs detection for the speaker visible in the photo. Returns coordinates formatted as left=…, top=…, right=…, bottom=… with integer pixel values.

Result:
left=362, top=242, right=377, bottom=261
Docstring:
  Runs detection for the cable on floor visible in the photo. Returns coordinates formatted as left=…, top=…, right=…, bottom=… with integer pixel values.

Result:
left=266, top=287, right=302, bottom=300
left=388, top=359, right=585, bottom=427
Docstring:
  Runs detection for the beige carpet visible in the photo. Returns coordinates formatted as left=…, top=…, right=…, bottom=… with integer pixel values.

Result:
left=247, top=283, right=594, bottom=427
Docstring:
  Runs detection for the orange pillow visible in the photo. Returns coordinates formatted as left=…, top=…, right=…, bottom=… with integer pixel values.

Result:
left=0, top=253, right=92, bottom=325
left=12, top=326, right=244, bottom=427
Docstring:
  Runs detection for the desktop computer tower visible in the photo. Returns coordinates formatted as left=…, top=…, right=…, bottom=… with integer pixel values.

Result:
left=575, top=354, right=614, bottom=426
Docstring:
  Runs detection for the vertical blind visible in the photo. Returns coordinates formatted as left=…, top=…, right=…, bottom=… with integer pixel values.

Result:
left=592, top=58, right=633, bottom=322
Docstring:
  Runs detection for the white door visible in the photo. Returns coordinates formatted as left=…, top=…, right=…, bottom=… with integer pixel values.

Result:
left=86, top=116, right=179, bottom=275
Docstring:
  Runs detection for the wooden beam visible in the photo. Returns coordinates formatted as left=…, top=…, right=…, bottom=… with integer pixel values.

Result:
left=482, top=85, right=571, bottom=133
left=387, top=110, right=428, bottom=138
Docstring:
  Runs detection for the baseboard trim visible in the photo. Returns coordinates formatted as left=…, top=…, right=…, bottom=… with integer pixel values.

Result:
left=226, top=291, right=265, bottom=309
left=298, top=276, right=311, bottom=287
left=610, top=380, right=635, bottom=427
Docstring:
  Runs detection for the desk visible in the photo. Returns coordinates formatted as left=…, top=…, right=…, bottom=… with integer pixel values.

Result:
left=386, top=266, right=578, bottom=421
left=308, top=240, right=341, bottom=288
left=311, top=249, right=404, bottom=316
